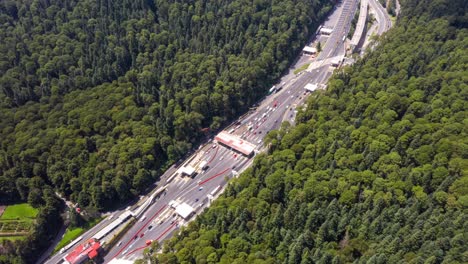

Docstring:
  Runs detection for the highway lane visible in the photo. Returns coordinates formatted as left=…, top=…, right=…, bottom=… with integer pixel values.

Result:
left=369, top=0, right=392, bottom=35
left=114, top=25, right=349, bottom=263
left=44, top=209, right=129, bottom=264
left=318, top=0, right=358, bottom=61
left=110, top=1, right=359, bottom=260
left=44, top=158, right=184, bottom=264
left=104, top=144, right=246, bottom=262
left=46, top=0, right=367, bottom=262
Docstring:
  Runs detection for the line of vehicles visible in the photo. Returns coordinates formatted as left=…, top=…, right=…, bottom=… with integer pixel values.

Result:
left=268, top=82, right=285, bottom=94
left=53, top=1, right=370, bottom=261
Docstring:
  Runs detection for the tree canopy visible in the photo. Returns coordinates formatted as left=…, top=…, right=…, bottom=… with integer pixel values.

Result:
left=0, top=0, right=333, bottom=208
left=0, top=0, right=333, bottom=262
left=145, top=0, right=468, bottom=262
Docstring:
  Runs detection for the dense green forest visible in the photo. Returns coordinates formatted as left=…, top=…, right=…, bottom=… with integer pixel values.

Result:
left=0, top=0, right=333, bottom=208
left=141, top=0, right=468, bottom=263
left=0, top=0, right=333, bottom=262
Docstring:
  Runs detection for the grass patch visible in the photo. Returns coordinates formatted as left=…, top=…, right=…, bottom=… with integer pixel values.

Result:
left=294, top=63, right=311, bottom=75
left=54, top=227, right=84, bottom=252
left=0, top=236, right=26, bottom=241
left=0, top=204, right=37, bottom=242
left=53, top=217, right=103, bottom=253
left=1, top=204, right=38, bottom=220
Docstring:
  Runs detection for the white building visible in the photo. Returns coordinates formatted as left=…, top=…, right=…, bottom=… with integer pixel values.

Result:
left=320, top=27, right=333, bottom=35
left=179, top=166, right=196, bottom=177
left=175, top=203, right=195, bottom=219
left=302, top=46, right=317, bottom=55
left=304, top=83, right=318, bottom=92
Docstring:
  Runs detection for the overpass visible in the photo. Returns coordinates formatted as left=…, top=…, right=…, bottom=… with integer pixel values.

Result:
left=350, top=0, right=368, bottom=52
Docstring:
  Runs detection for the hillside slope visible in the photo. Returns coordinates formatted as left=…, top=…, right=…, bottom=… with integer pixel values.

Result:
left=0, top=0, right=333, bottom=209
left=145, top=0, right=468, bottom=263
left=0, top=0, right=334, bottom=262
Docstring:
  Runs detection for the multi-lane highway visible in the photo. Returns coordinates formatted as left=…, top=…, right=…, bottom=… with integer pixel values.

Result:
left=106, top=0, right=358, bottom=260
left=42, top=0, right=396, bottom=262
left=104, top=67, right=333, bottom=263
left=318, top=0, right=358, bottom=60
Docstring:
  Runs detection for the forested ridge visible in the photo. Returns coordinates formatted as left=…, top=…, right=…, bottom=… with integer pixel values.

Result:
left=142, top=0, right=468, bottom=263
left=0, top=0, right=334, bottom=262
left=0, top=0, right=333, bottom=208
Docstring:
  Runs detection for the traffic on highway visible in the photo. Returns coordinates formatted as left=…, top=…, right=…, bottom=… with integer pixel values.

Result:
left=44, top=0, right=394, bottom=263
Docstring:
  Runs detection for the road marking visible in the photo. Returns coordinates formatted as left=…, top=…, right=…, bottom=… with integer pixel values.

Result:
left=198, top=168, right=230, bottom=186
left=111, top=205, right=167, bottom=259
left=125, top=221, right=178, bottom=257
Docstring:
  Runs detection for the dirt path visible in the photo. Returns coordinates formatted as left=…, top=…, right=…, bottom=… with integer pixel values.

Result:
left=0, top=206, right=5, bottom=218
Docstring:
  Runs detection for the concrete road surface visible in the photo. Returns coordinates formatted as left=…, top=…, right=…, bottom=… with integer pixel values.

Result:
left=43, top=0, right=397, bottom=262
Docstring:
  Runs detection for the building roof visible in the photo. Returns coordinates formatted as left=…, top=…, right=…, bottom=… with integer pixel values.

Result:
left=175, top=203, right=194, bottom=219
left=179, top=166, right=195, bottom=176
left=304, top=83, right=318, bottom=92
left=302, top=46, right=317, bottom=54
left=64, top=239, right=100, bottom=264
left=215, top=131, right=256, bottom=156
left=92, top=211, right=133, bottom=240
left=199, top=160, right=208, bottom=169
left=320, top=27, right=333, bottom=34
left=88, top=250, right=98, bottom=259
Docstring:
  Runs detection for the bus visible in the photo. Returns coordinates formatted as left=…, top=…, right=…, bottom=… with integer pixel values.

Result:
left=268, top=86, right=276, bottom=94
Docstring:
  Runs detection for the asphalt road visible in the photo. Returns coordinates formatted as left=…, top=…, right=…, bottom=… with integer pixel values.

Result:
left=318, top=0, right=358, bottom=61
left=369, top=0, right=392, bottom=35
left=107, top=0, right=358, bottom=261
left=104, top=143, right=251, bottom=262
left=44, top=211, right=126, bottom=264
left=44, top=0, right=370, bottom=262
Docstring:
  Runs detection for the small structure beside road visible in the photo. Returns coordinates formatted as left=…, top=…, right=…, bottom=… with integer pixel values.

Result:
left=215, top=131, right=255, bottom=156
left=320, top=27, right=333, bottom=35
left=63, top=238, right=101, bottom=264
left=302, top=46, right=317, bottom=55
left=174, top=203, right=195, bottom=220
left=92, top=211, right=132, bottom=240
left=179, top=166, right=196, bottom=177
left=304, top=83, right=319, bottom=92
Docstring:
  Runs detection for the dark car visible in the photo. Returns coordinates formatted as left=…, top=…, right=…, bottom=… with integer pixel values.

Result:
left=148, top=225, right=153, bottom=230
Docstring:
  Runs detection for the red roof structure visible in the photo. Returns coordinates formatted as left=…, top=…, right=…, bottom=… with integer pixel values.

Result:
left=215, top=131, right=255, bottom=156
left=64, top=238, right=101, bottom=264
